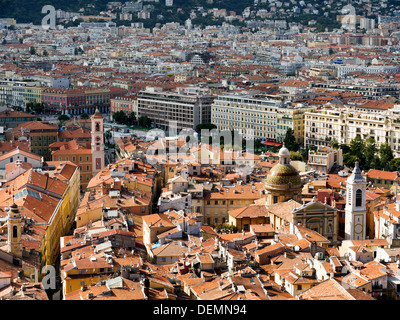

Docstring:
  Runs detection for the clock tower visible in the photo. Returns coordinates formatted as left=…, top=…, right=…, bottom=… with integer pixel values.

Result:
left=91, top=108, right=105, bottom=176
left=344, top=162, right=367, bottom=240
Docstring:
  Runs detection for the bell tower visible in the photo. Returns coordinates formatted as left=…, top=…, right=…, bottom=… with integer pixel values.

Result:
left=7, top=202, right=23, bottom=258
left=91, top=108, right=105, bottom=176
left=344, top=162, right=367, bottom=240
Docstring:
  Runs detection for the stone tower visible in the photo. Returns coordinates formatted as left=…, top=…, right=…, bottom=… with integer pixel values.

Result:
left=91, top=108, right=105, bottom=176
left=344, top=162, right=367, bottom=240
left=7, top=202, right=23, bottom=258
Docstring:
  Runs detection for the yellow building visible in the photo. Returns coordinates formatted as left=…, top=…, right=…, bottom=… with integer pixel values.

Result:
left=61, top=241, right=141, bottom=297
left=40, top=162, right=80, bottom=266
left=193, top=182, right=264, bottom=227
left=1, top=162, right=80, bottom=271
left=276, top=105, right=315, bottom=144
left=25, top=86, right=46, bottom=104
left=228, top=205, right=270, bottom=232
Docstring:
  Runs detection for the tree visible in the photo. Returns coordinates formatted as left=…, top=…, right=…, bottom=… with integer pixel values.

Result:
left=254, top=138, right=263, bottom=153
left=289, top=151, right=304, bottom=161
left=195, top=123, right=217, bottom=132
left=283, top=128, right=299, bottom=151
left=299, top=147, right=311, bottom=162
left=80, top=113, right=89, bottom=119
left=343, top=153, right=360, bottom=168
left=127, top=112, right=137, bottom=126
left=364, top=137, right=378, bottom=170
left=113, top=111, right=127, bottom=125
left=348, top=135, right=365, bottom=167
left=58, top=114, right=70, bottom=125
left=26, top=102, right=45, bottom=114
left=379, top=143, right=394, bottom=171
left=340, top=144, right=351, bottom=154
left=329, top=137, right=339, bottom=149
left=389, top=158, right=400, bottom=171
left=138, top=115, right=152, bottom=128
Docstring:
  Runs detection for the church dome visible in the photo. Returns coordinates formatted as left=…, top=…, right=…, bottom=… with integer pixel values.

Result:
left=265, top=145, right=302, bottom=187
left=265, top=163, right=302, bottom=186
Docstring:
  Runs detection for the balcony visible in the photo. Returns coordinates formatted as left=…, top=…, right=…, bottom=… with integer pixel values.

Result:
left=372, top=284, right=384, bottom=291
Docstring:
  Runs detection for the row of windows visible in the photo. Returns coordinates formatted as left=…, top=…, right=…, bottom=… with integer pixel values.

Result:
left=205, top=200, right=243, bottom=205
left=58, top=156, right=90, bottom=162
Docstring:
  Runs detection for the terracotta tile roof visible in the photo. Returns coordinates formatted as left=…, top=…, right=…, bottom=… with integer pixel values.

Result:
left=266, top=200, right=303, bottom=224
left=298, top=278, right=374, bottom=300
left=204, top=183, right=264, bottom=200
left=15, top=121, right=58, bottom=132
left=151, top=241, right=189, bottom=258
left=228, top=205, right=269, bottom=219
left=142, top=213, right=175, bottom=229
left=0, top=141, right=30, bottom=153
left=296, top=225, right=330, bottom=243
left=0, top=148, right=42, bottom=163
left=360, top=261, right=387, bottom=280
left=367, top=169, right=399, bottom=181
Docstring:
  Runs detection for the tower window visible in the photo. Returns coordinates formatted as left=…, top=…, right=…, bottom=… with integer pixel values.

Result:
left=13, top=225, right=18, bottom=238
left=355, top=189, right=362, bottom=207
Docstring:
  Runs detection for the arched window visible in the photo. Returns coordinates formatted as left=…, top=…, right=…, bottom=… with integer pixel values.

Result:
left=355, top=189, right=362, bottom=207
left=95, top=122, right=100, bottom=132
left=13, top=225, right=18, bottom=238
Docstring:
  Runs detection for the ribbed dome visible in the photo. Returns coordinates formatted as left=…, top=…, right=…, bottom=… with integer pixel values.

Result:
left=265, top=163, right=301, bottom=186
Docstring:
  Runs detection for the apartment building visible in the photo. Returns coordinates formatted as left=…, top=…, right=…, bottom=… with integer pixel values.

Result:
left=24, top=86, right=47, bottom=105
left=0, top=162, right=80, bottom=268
left=211, top=94, right=283, bottom=141
left=50, top=140, right=93, bottom=190
left=110, top=95, right=138, bottom=115
left=311, top=82, right=399, bottom=100
left=0, top=79, right=40, bottom=109
left=276, top=104, right=316, bottom=143
left=304, top=106, right=400, bottom=157
left=41, top=86, right=127, bottom=115
left=336, top=65, right=398, bottom=78
left=0, top=110, right=37, bottom=129
left=137, top=86, right=214, bottom=130
left=13, top=121, right=59, bottom=161
left=308, top=146, right=343, bottom=174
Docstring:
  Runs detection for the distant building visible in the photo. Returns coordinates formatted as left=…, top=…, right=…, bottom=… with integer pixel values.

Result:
left=138, top=86, right=214, bottom=130
left=0, top=110, right=37, bottom=129
left=307, top=146, right=343, bottom=174
left=110, top=95, right=138, bottom=115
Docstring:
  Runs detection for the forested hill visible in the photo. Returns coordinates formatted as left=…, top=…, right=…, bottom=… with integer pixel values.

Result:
left=0, top=0, right=395, bottom=27
left=1, top=0, right=254, bottom=24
